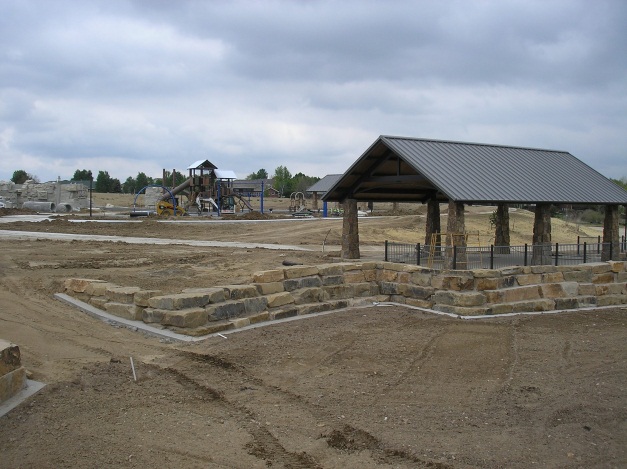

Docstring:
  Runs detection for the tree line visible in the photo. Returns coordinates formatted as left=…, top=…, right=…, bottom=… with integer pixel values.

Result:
left=8, top=165, right=321, bottom=197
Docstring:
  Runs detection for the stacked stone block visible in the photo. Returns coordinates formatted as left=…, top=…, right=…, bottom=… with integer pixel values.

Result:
left=0, top=340, right=26, bottom=404
left=63, top=260, right=627, bottom=334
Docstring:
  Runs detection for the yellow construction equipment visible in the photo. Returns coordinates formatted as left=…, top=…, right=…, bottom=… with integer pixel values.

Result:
left=156, top=200, right=186, bottom=216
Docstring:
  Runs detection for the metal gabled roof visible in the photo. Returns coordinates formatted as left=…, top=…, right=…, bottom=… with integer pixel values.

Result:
left=187, top=160, right=217, bottom=170
left=323, top=136, right=627, bottom=205
left=306, top=174, right=342, bottom=194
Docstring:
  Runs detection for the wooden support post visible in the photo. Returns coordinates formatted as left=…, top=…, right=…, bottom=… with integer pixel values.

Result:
left=602, top=205, right=619, bottom=261
left=444, top=201, right=466, bottom=269
left=532, top=203, right=552, bottom=265
left=341, top=198, right=360, bottom=259
left=494, top=203, right=511, bottom=254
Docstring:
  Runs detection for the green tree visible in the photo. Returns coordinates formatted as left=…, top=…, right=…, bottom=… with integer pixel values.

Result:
left=11, top=169, right=38, bottom=184
left=135, top=172, right=150, bottom=189
left=292, top=172, right=320, bottom=193
left=94, top=171, right=113, bottom=192
left=122, top=176, right=136, bottom=194
left=272, top=165, right=292, bottom=197
left=246, top=169, right=268, bottom=180
left=71, top=169, right=92, bottom=181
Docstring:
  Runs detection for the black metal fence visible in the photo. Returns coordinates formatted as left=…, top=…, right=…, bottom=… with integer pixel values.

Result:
left=384, top=236, right=627, bottom=270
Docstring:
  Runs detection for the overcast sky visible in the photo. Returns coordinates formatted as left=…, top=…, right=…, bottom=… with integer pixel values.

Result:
left=1, top=0, right=626, bottom=184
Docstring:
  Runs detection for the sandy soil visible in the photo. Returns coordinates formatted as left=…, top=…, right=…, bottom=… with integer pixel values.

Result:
left=0, top=196, right=625, bottom=468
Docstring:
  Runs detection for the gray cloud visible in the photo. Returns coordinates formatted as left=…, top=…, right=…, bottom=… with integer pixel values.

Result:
left=1, top=0, right=625, bottom=183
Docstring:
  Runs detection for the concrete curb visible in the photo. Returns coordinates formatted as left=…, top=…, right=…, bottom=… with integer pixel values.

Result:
left=0, top=379, right=46, bottom=419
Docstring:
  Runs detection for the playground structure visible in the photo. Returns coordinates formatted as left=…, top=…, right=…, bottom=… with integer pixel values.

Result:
left=133, top=160, right=255, bottom=217
left=288, top=191, right=314, bottom=218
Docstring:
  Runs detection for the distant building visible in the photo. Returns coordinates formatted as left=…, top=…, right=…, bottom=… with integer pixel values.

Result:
left=232, top=179, right=280, bottom=197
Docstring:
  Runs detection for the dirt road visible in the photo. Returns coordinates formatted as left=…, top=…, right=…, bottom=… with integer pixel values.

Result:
left=0, top=209, right=625, bottom=468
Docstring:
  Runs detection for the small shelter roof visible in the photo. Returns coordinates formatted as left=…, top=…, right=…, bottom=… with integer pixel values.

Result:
left=215, top=169, right=237, bottom=180
left=187, top=160, right=218, bottom=170
left=306, top=174, right=342, bottom=194
left=323, top=136, right=627, bottom=205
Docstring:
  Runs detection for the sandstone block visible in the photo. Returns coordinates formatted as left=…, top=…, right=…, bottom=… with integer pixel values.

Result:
left=563, top=270, right=592, bottom=283
left=618, top=272, right=627, bottom=282
left=344, top=271, right=366, bottom=283
left=270, top=307, right=299, bottom=320
left=293, top=287, right=324, bottom=305
left=363, top=269, right=377, bottom=282
left=577, top=283, right=596, bottom=296
left=595, top=283, right=625, bottom=296
left=89, top=297, right=108, bottom=309
left=266, top=292, right=295, bottom=308
left=104, top=302, right=144, bottom=320
left=485, top=285, right=541, bottom=304
left=317, top=264, right=344, bottom=276
left=0, top=340, right=21, bottom=376
left=510, top=299, right=555, bottom=313
left=321, top=275, right=344, bottom=286
left=400, top=284, right=435, bottom=300
left=244, top=296, right=268, bottom=314
left=405, top=298, right=434, bottom=309
left=230, top=317, right=250, bottom=329
left=515, top=274, right=542, bottom=286
left=378, top=282, right=400, bottom=295
left=223, top=285, right=258, bottom=300
left=323, top=284, right=354, bottom=300
left=410, top=271, right=434, bottom=287
left=596, top=294, right=627, bottom=306
left=284, top=276, right=322, bottom=292
left=499, top=266, right=525, bottom=276
left=142, top=308, right=164, bottom=324
left=64, top=278, right=106, bottom=294
left=530, top=265, right=558, bottom=274
left=377, top=270, right=399, bottom=282
left=254, top=281, right=284, bottom=295
left=608, top=261, right=626, bottom=273
left=554, top=296, right=596, bottom=310
left=434, top=290, right=486, bottom=307
left=134, top=290, right=161, bottom=307
left=587, top=262, right=612, bottom=274
left=0, top=367, right=26, bottom=403
left=539, top=283, right=568, bottom=299
left=85, top=282, right=115, bottom=297
left=472, top=269, right=501, bottom=278
left=162, top=308, right=207, bottom=328
left=476, top=276, right=515, bottom=291
left=592, top=273, right=615, bottom=284
left=284, top=265, right=319, bottom=279
left=353, top=282, right=378, bottom=297
left=149, top=290, right=222, bottom=310
left=105, top=286, right=141, bottom=304
left=433, top=304, right=490, bottom=316
left=389, top=295, right=406, bottom=304
left=431, top=274, right=474, bottom=291
left=206, top=301, right=246, bottom=321
left=542, top=272, right=565, bottom=283
left=252, top=269, right=284, bottom=283
left=248, top=312, right=270, bottom=324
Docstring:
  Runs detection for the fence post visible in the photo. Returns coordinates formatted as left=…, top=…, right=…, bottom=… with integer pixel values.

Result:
left=555, top=242, right=559, bottom=266
left=609, top=241, right=612, bottom=260
left=453, top=245, right=457, bottom=270
left=577, top=236, right=580, bottom=255
left=524, top=244, right=528, bottom=266
left=490, top=245, right=494, bottom=269
left=597, top=235, right=601, bottom=254
left=384, top=240, right=388, bottom=262
left=583, top=242, right=587, bottom=264
left=416, top=243, right=421, bottom=266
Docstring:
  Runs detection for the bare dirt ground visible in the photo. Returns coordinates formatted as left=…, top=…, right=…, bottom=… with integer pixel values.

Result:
left=0, top=195, right=625, bottom=468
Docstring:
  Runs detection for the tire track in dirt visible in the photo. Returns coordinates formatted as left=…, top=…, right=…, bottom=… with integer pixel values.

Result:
left=173, top=350, right=450, bottom=468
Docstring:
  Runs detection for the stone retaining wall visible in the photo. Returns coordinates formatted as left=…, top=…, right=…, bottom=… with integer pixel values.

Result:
left=63, top=261, right=627, bottom=335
